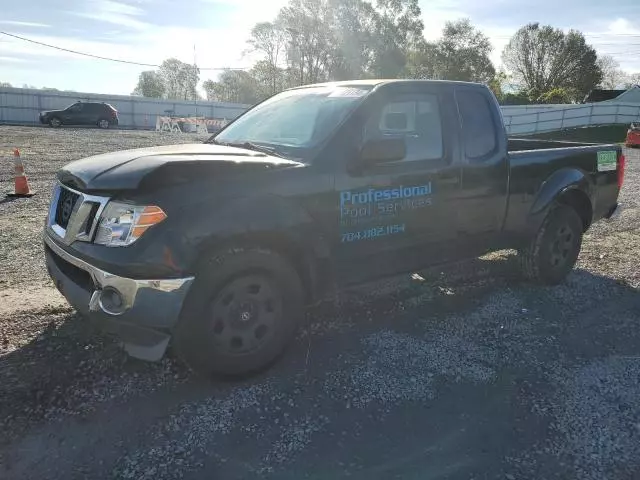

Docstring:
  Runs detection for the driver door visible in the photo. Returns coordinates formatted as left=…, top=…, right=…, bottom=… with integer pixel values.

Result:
left=62, top=103, right=83, bottom=125
left=332, top=85, right=462, bottom=284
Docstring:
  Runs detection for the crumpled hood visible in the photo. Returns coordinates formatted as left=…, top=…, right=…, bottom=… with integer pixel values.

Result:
left=57, top=143, right=303, bottom=191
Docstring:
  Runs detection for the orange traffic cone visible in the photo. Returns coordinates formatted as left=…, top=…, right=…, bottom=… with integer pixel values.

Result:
left=7, top=148, right=35, bottom=197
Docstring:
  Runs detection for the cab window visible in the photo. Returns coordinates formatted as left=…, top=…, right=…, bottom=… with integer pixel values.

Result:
left=456, top=90, right=498, bottom=159
left=363, top=93, right=444, bottom=163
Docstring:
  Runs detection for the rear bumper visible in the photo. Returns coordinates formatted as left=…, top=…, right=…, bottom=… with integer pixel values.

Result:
left=44, top=233, right=194, bottom=361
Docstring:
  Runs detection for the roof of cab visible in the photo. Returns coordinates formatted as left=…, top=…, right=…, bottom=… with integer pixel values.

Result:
left=287, top=79, right=486, bottom=90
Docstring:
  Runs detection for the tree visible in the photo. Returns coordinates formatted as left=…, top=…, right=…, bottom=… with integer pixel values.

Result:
left=278, top=0, right=339, bottom=85
left=502, top=23, right=602, bottom=102
left=369, top=0, right=424, bottom=78
left=328, top=0, right=378, bottom=80
left=432, top=19, right=495, bottom=83
left=202, top=70, right=261, bottom=104
left=488, top=70, right=509, bottom=101
left=132, top=70, right=165, bottom=98
left=250, top=60, right=287, bottom=98
left=500, top=91, right=533, bottom=106
left=623, top=73, right=640, bottom=89
left=405, top=40, right=439, bottom=79
left=158, top=58, right=200, bottom=101
left=537, top=87, right=573, bottom=104
left=243, top=0, right=425, bottom=91
left=0, top=82, right=11, bottom=87
left=247, top=21, right=287, bottom=95
left=597, top=55, right=627, bottom=89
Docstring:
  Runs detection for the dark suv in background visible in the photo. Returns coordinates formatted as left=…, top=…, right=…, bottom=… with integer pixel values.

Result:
left=39, top=101, right=119, bottom=129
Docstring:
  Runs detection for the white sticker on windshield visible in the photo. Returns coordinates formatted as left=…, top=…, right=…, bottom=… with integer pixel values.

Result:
left=328, top=87, right=368, bottom=98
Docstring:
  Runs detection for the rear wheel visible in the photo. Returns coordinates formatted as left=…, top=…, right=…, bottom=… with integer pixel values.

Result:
left=519, top=205, right=584, bottom=285
left=49, top=117, right=61, bottom=127
left=173, top=248, right=303, bottom=377
left=97, top=118, right=110, bottom=129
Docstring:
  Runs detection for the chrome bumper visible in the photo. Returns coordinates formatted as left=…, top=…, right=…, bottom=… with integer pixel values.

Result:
left=44, top=234, right=194, bottom=361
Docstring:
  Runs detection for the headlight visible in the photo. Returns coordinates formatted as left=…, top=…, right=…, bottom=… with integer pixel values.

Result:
left=94, top=201, right=167, bottom=247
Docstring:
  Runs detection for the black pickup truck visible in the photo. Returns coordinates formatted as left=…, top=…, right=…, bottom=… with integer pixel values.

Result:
left=44, top=80, right=624, bottom=376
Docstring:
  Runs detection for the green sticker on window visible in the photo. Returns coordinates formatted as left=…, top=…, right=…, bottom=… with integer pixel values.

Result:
left=597, top=150, right=617, bottom=172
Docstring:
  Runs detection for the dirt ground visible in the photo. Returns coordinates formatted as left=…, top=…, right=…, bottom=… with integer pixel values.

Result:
left=1, top=125, right=639, bottom=480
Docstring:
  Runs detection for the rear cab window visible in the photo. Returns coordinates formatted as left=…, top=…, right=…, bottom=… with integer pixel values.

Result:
left=456, top=89, right=498, bottom=160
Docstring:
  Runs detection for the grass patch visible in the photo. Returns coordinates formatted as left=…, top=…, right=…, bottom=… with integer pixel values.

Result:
left=525, top=125, right=628, bottom=144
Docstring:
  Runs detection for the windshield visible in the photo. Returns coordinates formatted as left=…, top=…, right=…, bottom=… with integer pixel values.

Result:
left=212, top=85, right=372, bottom=158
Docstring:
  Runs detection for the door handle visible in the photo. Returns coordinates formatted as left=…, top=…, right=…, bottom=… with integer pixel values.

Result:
left=437, top=172, right=461, bottom=185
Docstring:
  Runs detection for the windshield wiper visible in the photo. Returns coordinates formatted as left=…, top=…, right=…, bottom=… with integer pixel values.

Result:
left=214, top=140, right=287, bottom=159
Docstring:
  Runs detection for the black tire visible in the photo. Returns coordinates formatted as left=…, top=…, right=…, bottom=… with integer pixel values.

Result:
left=49, top=117, right=62, bottom=127
left=519, top=205, right=584, bottom=285
left=173, top=248, right=304, bottom=377
left=97, top=118, right=110, bottom=129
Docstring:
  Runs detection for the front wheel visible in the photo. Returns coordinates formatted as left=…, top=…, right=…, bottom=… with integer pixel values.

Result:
left=173, top=248, right=303, bottom=377
left=519, top=205, right=584, bottom=285
left=97, top=118, right=110, bottom=129
left=49, top=117, right=61, bottom=127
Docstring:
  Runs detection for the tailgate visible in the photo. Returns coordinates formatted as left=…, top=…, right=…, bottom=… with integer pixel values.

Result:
left=593, top=147, right=623, bottom=221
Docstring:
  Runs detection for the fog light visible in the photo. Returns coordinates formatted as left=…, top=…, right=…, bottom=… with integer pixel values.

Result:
left=99, top=286, right=125, bottom=315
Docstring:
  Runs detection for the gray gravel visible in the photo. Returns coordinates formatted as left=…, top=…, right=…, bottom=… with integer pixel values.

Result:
left=1, top=126, right=640, bottom=480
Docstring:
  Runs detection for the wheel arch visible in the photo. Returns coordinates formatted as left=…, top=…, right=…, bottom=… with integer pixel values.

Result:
left=527, top=168, right=594, bottom=234
left=195, top=230, right=328, bottom=305
left=185, top=196, right=333, bottom=305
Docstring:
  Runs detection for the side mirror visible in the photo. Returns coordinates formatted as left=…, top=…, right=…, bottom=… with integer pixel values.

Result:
left=358, top=137, right=406, bottom=166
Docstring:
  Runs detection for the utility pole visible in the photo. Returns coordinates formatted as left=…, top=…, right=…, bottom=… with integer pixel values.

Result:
left=193, top=43, right=198, bottom=118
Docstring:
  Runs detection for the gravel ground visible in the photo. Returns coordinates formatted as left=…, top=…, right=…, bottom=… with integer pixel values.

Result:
left=1, top=125, right=639, bottom=480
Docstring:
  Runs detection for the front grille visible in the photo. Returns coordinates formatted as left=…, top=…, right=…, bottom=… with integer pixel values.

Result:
left=81, top=202, right=101, bottom=237
left=54, top=187, right=80, bottom=229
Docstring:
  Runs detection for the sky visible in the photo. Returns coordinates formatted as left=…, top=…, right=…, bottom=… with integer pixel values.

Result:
left=1, top=0, right=639, bottom=95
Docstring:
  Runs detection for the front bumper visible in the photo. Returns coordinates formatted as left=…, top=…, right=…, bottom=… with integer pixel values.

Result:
left=44, top=234, right=194, bottom=361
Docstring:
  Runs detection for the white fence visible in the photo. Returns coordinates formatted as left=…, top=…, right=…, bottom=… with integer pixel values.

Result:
left=3, top=86, right=640, bottom=135
left=0, top=87, right=250, bottom=129
left=502, top=102, right=640, bottom=135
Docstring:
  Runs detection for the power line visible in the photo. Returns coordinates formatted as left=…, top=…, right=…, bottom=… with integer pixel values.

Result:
left=492, top=33, right=640, bottom=39
left=0, top=31, right=247, bottom=71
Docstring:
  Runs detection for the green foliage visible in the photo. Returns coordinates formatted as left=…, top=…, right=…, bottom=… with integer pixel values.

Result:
left=502, top=23, right=602, bottom=102
left=158, top=59, right=200, bottom=101
left=128, top=1, right=617, bottom=108
left=500, top=91, right=533, bottom=105
left=528, top=125, right=629, bottom=143
left=487, top=71, right=508, bottom=100
left=537, top=87, right=574, bottom=104
left=132, top=71, right=165, bottom=98
left=202, top=71, right=261, bottom=104
left=432, top=19, right=495, bottom=83
left=130, top=60, right=199, bottom=100
left=205, top=0, right=426, bottom=103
